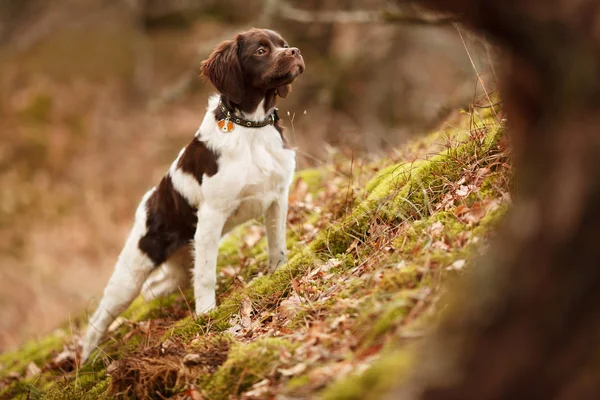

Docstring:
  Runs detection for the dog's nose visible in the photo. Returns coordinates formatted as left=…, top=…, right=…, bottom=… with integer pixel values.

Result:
left=286, top=47, right=301, bottom=57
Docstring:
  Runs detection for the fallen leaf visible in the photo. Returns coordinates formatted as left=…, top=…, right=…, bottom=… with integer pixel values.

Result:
left=220, top=266, right=237, bottom=278
left=279, top=362, right=307, bottom=377
left=455, top=185, right=469, bottom=197
left=432, top=240, right=450, bottom=251
left=279, top=293, right=303, bottom=320
left=185, top=386, right=204, bottom=400
left=242, top=378, right=271, bottom=398
left=447, top=259, right=466, bottom=271
left=50, top=349, right=76, bottom=372
left=241, top=298, right=253, bottom=329
left=243, top=226, right=264, bottom=247
left=25, top=362, right=41, bottom=378
left=428, top=221, right=444, bottom=237
left=106, top=361, right=119, bottom=375
left=183, top=353, right=203, bottom=366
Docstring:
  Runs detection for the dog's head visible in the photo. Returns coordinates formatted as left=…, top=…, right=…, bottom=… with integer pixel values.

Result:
left=201, top=28, right=305, bottom=107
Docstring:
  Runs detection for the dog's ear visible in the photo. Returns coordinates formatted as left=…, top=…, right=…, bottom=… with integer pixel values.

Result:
left=276, top=84, right=292, bottom=99
left=201, top=37, right=244, bottom=104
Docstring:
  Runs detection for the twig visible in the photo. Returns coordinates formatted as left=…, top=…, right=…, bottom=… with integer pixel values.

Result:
left=454, top=23, right=500, bottom=122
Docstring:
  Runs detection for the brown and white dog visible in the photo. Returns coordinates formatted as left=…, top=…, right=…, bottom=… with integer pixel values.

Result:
left=81, top=28, right=304, bottom=361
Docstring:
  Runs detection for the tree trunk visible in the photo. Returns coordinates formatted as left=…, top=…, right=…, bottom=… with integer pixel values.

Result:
left=392, top=1, right=600, bottom=398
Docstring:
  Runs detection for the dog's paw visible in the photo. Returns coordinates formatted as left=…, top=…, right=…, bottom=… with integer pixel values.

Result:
left=268, top=250, right=287, bottom=273
left=195, top=294, right=216, bottom=315
left=81, top=328, right=102, bottom=363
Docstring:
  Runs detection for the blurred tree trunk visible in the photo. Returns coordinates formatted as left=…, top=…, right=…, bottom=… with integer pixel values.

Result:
left=391, top=0, right=600, bottom=398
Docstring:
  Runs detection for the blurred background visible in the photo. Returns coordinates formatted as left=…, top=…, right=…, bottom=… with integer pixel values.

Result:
left=0, top=0, right=494, bottom=352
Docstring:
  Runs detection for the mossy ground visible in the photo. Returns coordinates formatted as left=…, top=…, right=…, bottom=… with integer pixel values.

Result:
left=0, top=106, right=510, bottom=399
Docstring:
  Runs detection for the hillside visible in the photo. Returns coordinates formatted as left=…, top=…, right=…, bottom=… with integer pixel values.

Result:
left=0, top=105, right=509, bottom=399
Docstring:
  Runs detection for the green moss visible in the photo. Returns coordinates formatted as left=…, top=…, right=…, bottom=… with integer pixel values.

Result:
left=43, top=379, right=110, bottom=400
left=472, top=202, right=508, bottom=237
left=321, top=347, right=412, bottom=400
left=287, top=374, right=311, bottom=391
left=120, top=291, right=190, bottom=322
left=205, top=338, right=295, bottom=399
left=368, top=295, right=412, bottom=340
left=0, top=332, right=66, bottom=376
left=20, top=94, right=53, bottom=124
left=295, top=167, right=327, bottom=192
left=365, top=162, right=406, bottom=193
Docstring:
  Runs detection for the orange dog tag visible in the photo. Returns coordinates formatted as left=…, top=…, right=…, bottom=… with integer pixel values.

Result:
left=218, top=119, right=234, bottom=133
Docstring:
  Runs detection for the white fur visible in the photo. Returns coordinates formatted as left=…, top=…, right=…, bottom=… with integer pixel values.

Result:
left=81, top=95, right=295, bottom=361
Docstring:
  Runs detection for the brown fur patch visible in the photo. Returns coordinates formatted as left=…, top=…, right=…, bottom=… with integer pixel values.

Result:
left=202, top=28, right=303, bottom=113
left=177, top=138, right=219, bottom=183
left=138, top=139, right=219, bottom=266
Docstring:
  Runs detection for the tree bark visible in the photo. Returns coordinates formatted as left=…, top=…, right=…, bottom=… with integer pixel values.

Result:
left=391, top=1, right=600, bottom=398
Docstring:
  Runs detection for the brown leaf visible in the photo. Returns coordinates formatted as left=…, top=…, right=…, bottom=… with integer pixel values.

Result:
left=279, top=362, right=307, bottom=377
left=241, top=297, right=253, bottom=329
left=106, top=361, right=119, bottom=376
left=428, top=221, right=444, bottom=238
left=432, top=240, right=450, bottom=251
left=51, top=349, right=76, bottom=372
left=279, top=293, right=303, bottom=320
left=25, top=362, right=41, bottom=378
left=243, top=226, right=264, bottom=247
left=185, top=386, right=204, bottom=400
left=242, top=378, right=271, bottom=399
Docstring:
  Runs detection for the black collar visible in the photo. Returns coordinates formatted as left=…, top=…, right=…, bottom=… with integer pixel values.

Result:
left=218, top=99, right=280, bottom=128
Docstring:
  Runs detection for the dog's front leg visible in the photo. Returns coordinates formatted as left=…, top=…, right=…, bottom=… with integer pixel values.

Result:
left=265, top=195, right=288, bottom=272
left=193, top=203, right=232, bottom=314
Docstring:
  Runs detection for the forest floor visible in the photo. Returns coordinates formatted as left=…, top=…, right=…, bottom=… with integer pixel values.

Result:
left=0, top=105, right=510, bottom=400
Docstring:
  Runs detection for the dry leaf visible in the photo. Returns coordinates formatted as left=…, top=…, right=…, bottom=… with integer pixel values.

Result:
left=455, top=185, right=469, bottom=197
left=279, top=362, right=307, bottom=377
left=428, top=221, right=444, bottom=237
left=242, top=378, right=271, bottom=398
left=243, top=226, right=264, bottom=247
left=279, top=293, right=303, bottom=320
left=241, top=298, right=253, bottom=329
left=25, top=362, right=41, bottom=378
left=432, top=240, right=450, bottom=251
left=106, top=361, right=119, bottom=375
left=50, top=349, right=76, bottom=372
left=183, top=353, right=202, bottom=366
left=447, top=259, right=466, bottom=271
left=185, top=386, right=204, bottom=400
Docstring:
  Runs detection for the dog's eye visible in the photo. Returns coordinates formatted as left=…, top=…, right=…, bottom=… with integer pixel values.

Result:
left=256, top=47, right=267, bottom=55
left=283, top=44, right=289, bottom=48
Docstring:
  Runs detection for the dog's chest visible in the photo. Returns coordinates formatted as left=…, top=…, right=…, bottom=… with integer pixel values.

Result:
left=213, top=128, right=295, bottom=221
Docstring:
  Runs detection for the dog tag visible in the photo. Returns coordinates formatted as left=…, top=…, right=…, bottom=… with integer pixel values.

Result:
left=218, top=119, right=234, bottom=133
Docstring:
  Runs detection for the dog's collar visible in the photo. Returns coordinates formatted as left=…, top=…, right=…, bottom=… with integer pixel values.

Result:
left=217, top=100, right=279, bottom=133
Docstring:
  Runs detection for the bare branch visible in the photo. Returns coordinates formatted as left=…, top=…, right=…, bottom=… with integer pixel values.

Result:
left=278, top=3, right=455, bottom=26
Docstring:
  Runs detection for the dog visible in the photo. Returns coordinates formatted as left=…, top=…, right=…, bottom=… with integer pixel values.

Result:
left=81, top=28, right=305, bottom=362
